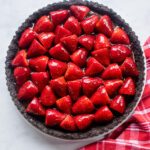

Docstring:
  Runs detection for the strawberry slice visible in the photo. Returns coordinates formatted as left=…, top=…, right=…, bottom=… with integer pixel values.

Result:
left=31, top=72, right=49, bottom=92
left=81, top=15, right=99, bottom=34
left=50, top=10, right=69, bottom=25
left=121, top=57, right=139, bottom=77
left=48, top=59, right=67, bottom=79
left=85, top=57, right=104, bottom=76
left=70, top=48, right=88, bottom=67
left=91, top=86, right=110, bottom=106
left=74, top=114, right=94, bottom=130
left=26, top=97, right=46, bottom=116
left=14, top=67, right=30, bottom=86
left=49, top=43, right=70, bottom=62
left=72, top=96, right=94, bottom=115
left=18, top=81, right=38, bottom=100
left=119, top=77, right=135, bottom=95
left=12, top=50, right=28, bottom=67
left=70, top=5, right=90, bottom=21
left=110, top=45, right=131, bottom=63
left=91, top=48, right=110, bottom=66
left=95, top=106, right=113, bottom=123
left=110, top=95, right=126, bottom=114
left=29, top=56, right=49, bottom=72
left=37, top=32, right=55, bottom=49
left=40, top=85, right=56, bottom=107
left=64, top=16, right=81, bottom=36
left=101, top=64, right=122, bottom=79
left=18, top=28, right=36, bottom=48
left=56, top=95, right=72, bottom=114
left=50, top=76, right=67, bottom=97
left=34, top=16, right=54, bottom=33
left=110, top=27, right=130, bottom=44
left=65, top=62, right=84, bottom=81
left=45, top=109, right=66, bottom=127
left=27, top=39, right=47, bottom=58
left=78, top=35, right=95, bottom=51
left=96, top=15, right=113, bottom=37
left=67, top=80, right=82, bottom=101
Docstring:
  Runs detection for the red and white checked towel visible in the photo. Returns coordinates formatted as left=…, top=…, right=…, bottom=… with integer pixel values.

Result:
left=81, top=38, right=150, bottom=150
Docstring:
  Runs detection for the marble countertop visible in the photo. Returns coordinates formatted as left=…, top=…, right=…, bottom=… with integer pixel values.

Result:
left=0, top=0, right=150, bottom=150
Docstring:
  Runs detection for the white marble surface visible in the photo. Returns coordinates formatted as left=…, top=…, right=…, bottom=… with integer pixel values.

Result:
left=0, top=0, right=150, bottom=150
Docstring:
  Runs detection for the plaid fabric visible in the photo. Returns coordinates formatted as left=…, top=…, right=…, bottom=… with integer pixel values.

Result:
left=81, top=38, right=150, bottom=150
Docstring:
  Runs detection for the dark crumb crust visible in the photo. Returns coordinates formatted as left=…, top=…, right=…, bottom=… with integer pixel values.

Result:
left=5, top=0, right=145, bottom=140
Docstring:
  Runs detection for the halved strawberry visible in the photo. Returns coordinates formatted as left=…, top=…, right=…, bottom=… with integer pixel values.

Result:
left=11, top=50, right=28, bottom=67
left=81, top=15, right=99, bottom=34
left=72, top=96, right=94, bottom=115
left=96, top=15, right=113, bottom=37
left=70, top=5, right=90, bottom=21
left=49, top=43, right=70, bottom=62
left=27, top=39, right=47, bottom=58
left=34, top=16, right=54, bottom=33
left=101, top=64, right=122, bottom=79
left=48, top=59, right=67, bottom=79
left=29, top=56, right=48, bottom=72
left=18, top=81, right=38, bottom=100
left=56, top=95, right=72, bottom=114
left=91, top=86, right=110, bottom=106
left=40, top=85, right=56, bottom=107
left=65, top=62, right=84, bottom=81
left=110, top=27, right=130, bottom=44
left=14, top=67, right=30, bottom=86
left=70, top=48, right=88, bottom=67
left=31, top=72, right=49, bottom=92
left=26, top=97, right=46, bottom=116
left=95, top=106, right=113, bottom=123
left=38, top=32, right=55, bottom=49
left=119, top=77, right=135, bottom=95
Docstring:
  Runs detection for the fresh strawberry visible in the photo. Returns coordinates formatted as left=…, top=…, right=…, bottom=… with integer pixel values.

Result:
left=13, top=67, right=30, bottom=86
left=70, top=5, right=90, bottom=21
left=81, top=15, right=99, bottom=34
left=110, top=27, right=130, bottom=44
left=18, top=28, right=36, bottom=48
left=67, top=79, right=82, bottom=101
left=26, top=97, right=46, bottom=116
left=18, top=81, right=38, bottom=100
left=49, top=43, right=70, bottom=62
left=45, top=109, right=66, bottom=127
left=34, top=16, right=54, bottom=33
left=72, top=96, right=94, bottom=115
left=48, top=59, right=67, bottom=79
left=101, top=64, right=122, bottom=79
left=29, top=56, right=48, bottom=72
left=70, top=48, right=88, bottom=67
left=31, top=72, right=49, bottom=92
left=40, top=85, right=56, bottom=107
left=74, top=114, right=94, bottom=130
left=91, top=86, right=110, bottom=106
left=85, top=57, right=104, bottom=76
left=94, top=34, right=111, bottom=49
left=50, top=10, right=69, bottom=25
left=119, top=77, right=135, bottom=95
left=56, top=95, right=72, bottom=114
left=96, top=15, right=113, bottom=37
left=121, top=57, right=139, bottom=77
left=110, top=95, right=126, bottom=114
left=64, top=16, right=81, bottom=35
left=27, top=39, right=47, bottom=58
left=37, top=32, right=55, bottom=49
left=50, top=76, right=67, bottom=97
left=65, top=62, right=84, bottom=81
left=95, top=106, right=113, bottom=123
